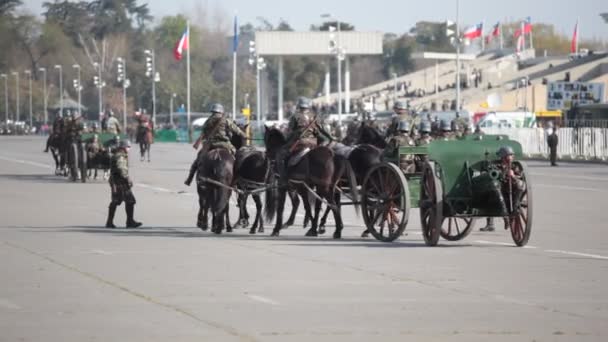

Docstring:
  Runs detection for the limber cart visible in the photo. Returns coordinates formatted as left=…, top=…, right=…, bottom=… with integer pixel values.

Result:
left=360, top=135, right=532, bottom=246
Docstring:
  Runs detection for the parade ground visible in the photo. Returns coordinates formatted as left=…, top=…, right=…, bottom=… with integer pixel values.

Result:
left=1, top=136, right=607, bottom=342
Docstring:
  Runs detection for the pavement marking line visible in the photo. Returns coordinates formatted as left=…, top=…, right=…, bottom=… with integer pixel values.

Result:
left=246, top=294, right=280, bottom=306
left=535, top=183, right=604, bottom=193
left=135, top=183, right=173, bottom=193
left=544, top=249, right=608, bottom=260
left=3, top=241, right=260, bottom=342
left=0, top=155, right=51, bottom=169
left=474, top=240, right=519, bottom=247
left=91, top=249, right=113, bottom=255
left=0, top=298, right=22, bottom=310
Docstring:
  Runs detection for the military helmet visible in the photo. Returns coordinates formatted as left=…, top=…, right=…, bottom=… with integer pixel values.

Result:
left=108, top=110, right=114, bottom=117
left=398, top=120, right=410, bottom=132
left=420, top=121, right=432, bottom=133
left=209, top=103, right=224, bottom=114
left=393, top=100, right=407, bottom=111
left=496, top=145, right=514, bottom=158
left=296, top=96, right=311, bottom=110
left=118, top=139, right=131, bottom=149
left=440, top=120, right=452, bottom=131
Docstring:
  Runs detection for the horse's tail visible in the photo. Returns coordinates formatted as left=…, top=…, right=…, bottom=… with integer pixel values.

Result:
left=344, top=158, right=360, bottom=217
left=264, top=165, right=277, bottom=222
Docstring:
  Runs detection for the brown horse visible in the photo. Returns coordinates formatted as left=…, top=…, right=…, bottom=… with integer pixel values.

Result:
left=264, top=127, right=359, bottom=238
left=136, top=123, right=153, bottom=162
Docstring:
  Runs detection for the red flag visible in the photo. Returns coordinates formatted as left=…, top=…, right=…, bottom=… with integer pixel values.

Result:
left=463, top=23, right=483, bottom=39
left=570, top=21, right=578, bottom=54
left=173, top=27, right=189, bottom=61
left=515, top=17, right=532, bottom=37
left=491, top=22, right=500, bottom=37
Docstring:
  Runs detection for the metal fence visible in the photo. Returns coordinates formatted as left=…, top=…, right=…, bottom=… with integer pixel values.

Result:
left=483, top=127, right=608, bottom=161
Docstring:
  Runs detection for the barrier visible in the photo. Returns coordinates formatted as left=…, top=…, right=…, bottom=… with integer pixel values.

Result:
left=154, top=129, right=178, bottom=142
left=483, top=127, right=608, bottom=161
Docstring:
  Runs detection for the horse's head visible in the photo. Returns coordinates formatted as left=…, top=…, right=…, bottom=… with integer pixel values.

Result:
left=263, top=126, right=286, bottom=159
left=359, top=123, right=387, bottom=149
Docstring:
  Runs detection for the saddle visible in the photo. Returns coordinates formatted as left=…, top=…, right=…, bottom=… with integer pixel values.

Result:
left=287, top=140, right=316, bottom=167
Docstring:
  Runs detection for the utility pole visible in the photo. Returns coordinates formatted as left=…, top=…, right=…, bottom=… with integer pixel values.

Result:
left=11, top=71, right=19, bottom=122
left=24, top=70, right=32, bottom=128
left=39, top=68, right=47, bottom=125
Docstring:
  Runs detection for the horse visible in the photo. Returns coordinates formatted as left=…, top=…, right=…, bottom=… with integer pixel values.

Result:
left=231, top=130, right=269, bottom=234
left=196, top=147, right=234, bottom=234
left=264, top=127, right=360, bottom=238
left=318, top=143, right=383, bottom=235
left=136, top=123, right=153, bottom=162
left=46, top=133, right=66, bottom=175
left=358, top=122, right=388, bottom=149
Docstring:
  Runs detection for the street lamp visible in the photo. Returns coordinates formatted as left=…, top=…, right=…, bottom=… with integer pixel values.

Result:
left=1, top=74, right=7, bottom=125
left=116, top=57, right=129, bottom=130
left=54, top=65, right=63, bottom=116
left=322, top=13, right=345, bottom=125
left=93, top=62, right=105, bottom=125
left=392, top=72, right=398, bottom=102
left=24, top=70, right=33, bottom=128
left=144, top=49, right=160, bottom=127
left=248, top=40, right=267, bottom=130
left=72, top=64, right=82, bottom=117
left=39, top=67, right=47, bottom=125
left=169, top=93, right=176, bottom=126
left=11, top=71, right=19, bottom=122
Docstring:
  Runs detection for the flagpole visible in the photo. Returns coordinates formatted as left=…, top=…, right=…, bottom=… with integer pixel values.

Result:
left=529, top=19, right=534, bottom=50
left=481, top=20, right=485, bottom=51
left=232, top=15, right=237, bottom=120
left=499, top=22, right=503, bottom=50
left=576, top=18, right=580, bottom=54
left=187, top=20, right=191, bottom=143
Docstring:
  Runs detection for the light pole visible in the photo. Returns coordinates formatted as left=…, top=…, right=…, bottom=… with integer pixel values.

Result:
left=39, top=67, right=47, bottom=125
left=54, top=65, right=62, bottom=116
left=72, top=64, right=81, bottom=117
left=323, top=13, right=345, bottom=125
left=248, top=41, right=266, bottom=130
left=169, top=93, right=176, bottom=126
left=1, top=74, right=8, bottom=125
left=144, top=49, right=160, bottom=127
left=24, top=70, right=33, bottom=128
left=392, top=72, right=398, bottom=102
left=93, top=62, right=105, bottom=125
left=11, top=71, right=19, bottom=122
left=116, top=57, right=129, bottom=130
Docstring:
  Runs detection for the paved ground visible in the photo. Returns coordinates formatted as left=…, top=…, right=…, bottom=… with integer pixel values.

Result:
left=1, top=136, right=607, bottom=342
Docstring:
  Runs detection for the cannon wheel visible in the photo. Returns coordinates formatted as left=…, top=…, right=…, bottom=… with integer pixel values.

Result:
left=509, top=161, right=533, bottom=247
left=361, top=162, right=410, bottom=242
left=420, top=161, right=442, bottom=246
left=68, top=142, right=79, bottom=182
left=79, top=142, right=87, bottom=183
left=440, top=217, right=476, bottom=241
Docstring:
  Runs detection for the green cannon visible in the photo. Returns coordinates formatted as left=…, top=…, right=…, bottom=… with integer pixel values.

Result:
left=360, top=135, right=532, bottom=247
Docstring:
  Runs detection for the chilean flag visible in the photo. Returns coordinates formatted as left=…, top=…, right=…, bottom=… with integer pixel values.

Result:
left=491, top=22, right=500, bottom=37
left=514, top=17, right=532, bottom=37
left=570, top=20, right=578, bottom=54
left=463, top=23, right=483, bottom=40
left=173, top=27, right=189, bottom=61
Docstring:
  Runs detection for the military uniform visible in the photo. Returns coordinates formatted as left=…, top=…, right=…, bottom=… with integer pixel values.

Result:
left=106, top=143, right=141, bottom=228
left=106, top=116, right=121, bottom=134
left=416, top=134, right=433, bottom=146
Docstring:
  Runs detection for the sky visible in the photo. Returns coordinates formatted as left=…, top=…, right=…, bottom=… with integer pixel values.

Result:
left=23, top=0, right=608, bottom=40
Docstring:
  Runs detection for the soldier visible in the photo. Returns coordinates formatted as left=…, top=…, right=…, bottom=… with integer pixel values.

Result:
left=452, top=112, right=467, bottom=133
left=106, top=139, right=142, bottom=228
left=106, top=110, right=121, bottom=135
left=136, top=114, right=152, bottom=145
left=416, top=121, right=433, bottom=146
left=65, top=111, right=85, bottom=145
left=387, top=120, right=414, bottom=154
left=438, top=120, right=453, bottom=141
left=546, top=123, right=559, bottom=166
left=386, top=100, right=411, bottom=138
left=184, top=103, right=246, bottom=186
left=91, top=122, right=99, bottom=134
left=276, top=96, right=333, bottom=185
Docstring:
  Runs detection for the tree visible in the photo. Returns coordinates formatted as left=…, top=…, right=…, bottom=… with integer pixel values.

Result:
left=0, top=0, right=21, bottom=16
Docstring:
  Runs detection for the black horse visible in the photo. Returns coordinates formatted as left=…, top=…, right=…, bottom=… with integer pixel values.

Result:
left=357, top=122, right=388, bottom=149
left=46, top=133, right=67, bottom=175
left=264, top=127, right=359, bottom=238
left=196, top=147, right=234, bottom=234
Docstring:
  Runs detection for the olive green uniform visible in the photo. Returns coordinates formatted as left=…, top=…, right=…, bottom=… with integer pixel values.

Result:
left=199, top=114, right=246, bottom=154
left=106, top=148, right=141, bottom=228
left=106, top=116, right=121, bottom=134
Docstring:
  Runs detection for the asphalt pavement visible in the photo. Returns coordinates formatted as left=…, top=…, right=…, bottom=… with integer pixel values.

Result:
left=1, top=136, right=607, bottom=342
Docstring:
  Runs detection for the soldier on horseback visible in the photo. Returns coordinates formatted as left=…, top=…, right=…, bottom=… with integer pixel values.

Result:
left=184, top=103, right=246, bottom=186
left=105, top=110, right=121, bottom=135
left=276, top=96, right=334, bottom=185
left=44, top=112, right=65, bottom=153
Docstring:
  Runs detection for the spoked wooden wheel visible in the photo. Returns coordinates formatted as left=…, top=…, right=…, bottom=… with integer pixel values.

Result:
left=419, top=161, right=442, bottom=246
left=79, top=142, right=87, bottom=183
left=361, top=162, right=410, bottom=242
left=509, top=161, right=533, bottom=247
left=440, top=217, right=476, bottom=241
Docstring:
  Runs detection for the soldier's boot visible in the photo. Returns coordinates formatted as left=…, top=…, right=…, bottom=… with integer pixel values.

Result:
left=480, top=217, right=496, bottom=232
left=125, top=203, right=142, bottom=228
left=105, top=204, right=117, bottom=228
left=184, top=160, right=197, bottom=186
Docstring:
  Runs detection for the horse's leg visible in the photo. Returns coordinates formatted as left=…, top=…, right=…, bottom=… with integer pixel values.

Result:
left=197, top=186, right=208, bottom=230
left=331, top=191, right=344, bottom=239
left=225, top=190, right=232, bottom=233
left=302, top=187, right=318, bottom=237
left=139, top=142, right=144, bottom=162
left=271, top=188, right=287, bottom=236
left=319, top=205, right=331, bottom=234
left=283, top=190, right=299, bottom=229
left=253, top=194, right=264, bottom=234
left=147, top=142, right=151, bottom=162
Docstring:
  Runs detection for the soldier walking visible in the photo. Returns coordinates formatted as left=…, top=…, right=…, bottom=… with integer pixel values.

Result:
left=106, top=110, right=121, bottom=135
left=547, top=123, right=559, bottom=166
left=105, top=140, right=142, bottom=228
